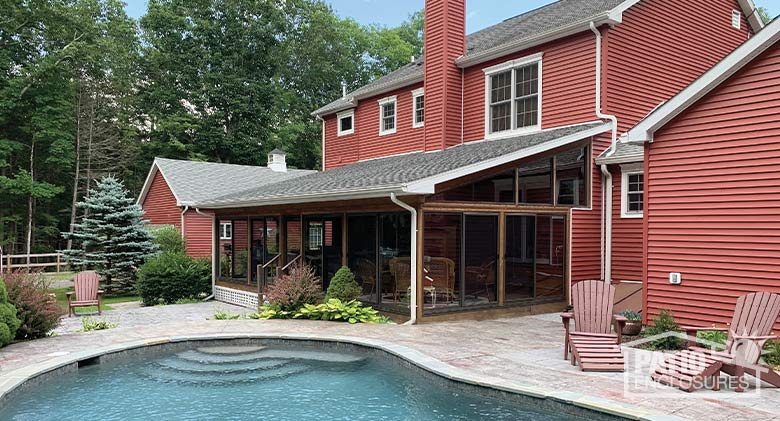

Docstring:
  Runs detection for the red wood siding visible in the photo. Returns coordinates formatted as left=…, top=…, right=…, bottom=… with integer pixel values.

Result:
left=605, top=0, right=751, bottom=133
left=646, top=43, right=780, bottom=329
left=611, top=166, right=643, bottom=282
left=462, top=31, right=597, bottom=142
left=424, top=0, right=465, bottom=151
left=184, top=210, right=213, bottom=258
left=323, top=82, right=425, bottom=170
left=141, top=171, right=181, bottom=229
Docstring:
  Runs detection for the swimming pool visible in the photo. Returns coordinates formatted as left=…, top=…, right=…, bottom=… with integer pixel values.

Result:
left=0, top=341, right=592, bottom=420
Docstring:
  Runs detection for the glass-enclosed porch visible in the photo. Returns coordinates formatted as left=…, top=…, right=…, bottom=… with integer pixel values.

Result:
left=213, top=141, right=589, bottom=318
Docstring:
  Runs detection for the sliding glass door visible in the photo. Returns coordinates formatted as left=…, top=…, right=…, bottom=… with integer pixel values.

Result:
left=504, top=214, right=566, bottom=302
left=304, top=216, right=343, bottom=290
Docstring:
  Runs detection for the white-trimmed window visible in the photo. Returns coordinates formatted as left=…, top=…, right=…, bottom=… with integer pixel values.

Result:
left=731, top=10, right=742, bottom=30
left=484, top=53, right=542, bottom=138
left=621, top=165, right=644, bottom=218
left=220, top=222, right=233, bottom=240
left=378, top=96, right=397, bottom=135
left=337, top=109, right=354, bottom=136
left=412, top=88, right=424, bottom=128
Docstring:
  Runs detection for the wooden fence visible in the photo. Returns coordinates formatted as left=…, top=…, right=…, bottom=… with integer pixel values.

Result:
left=0, top=251, right=66, bottom=273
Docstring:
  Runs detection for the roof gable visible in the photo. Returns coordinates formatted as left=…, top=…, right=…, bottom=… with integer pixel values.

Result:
left=626, top=17, right=780, bottom=143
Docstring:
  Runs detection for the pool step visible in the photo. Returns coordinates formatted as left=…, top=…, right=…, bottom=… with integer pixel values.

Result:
left=196, top=346, right=267, bottom=356
left=141, top=363, right=308, bottom=386
left=175, top=349, right=271, bottom=364
left=155, top=357, right=291, bottom=374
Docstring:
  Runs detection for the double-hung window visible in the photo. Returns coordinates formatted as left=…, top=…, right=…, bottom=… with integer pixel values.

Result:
left=220, top=222, right=233, bottom=240
left=484, top=53, right=542, bottom=137
left=621, top=165, right=644, bottom=218
left=378, top=96, right=397, bottom=135
left=337, top=109, right=354, bottom=136
left=412, top=88, right=424, bottom=128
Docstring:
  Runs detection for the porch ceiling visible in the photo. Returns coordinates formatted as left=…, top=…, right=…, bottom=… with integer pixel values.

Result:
left=196, top=121, right=611, bottom=209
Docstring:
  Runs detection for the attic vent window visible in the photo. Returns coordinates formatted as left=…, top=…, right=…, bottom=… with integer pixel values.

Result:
left=732, top=10, right=742, bottom=30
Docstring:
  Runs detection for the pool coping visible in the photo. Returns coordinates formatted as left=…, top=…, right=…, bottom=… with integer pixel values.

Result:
left=0, top=332, right=686, bottom=421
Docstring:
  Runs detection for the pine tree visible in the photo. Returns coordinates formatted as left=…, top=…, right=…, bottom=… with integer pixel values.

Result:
left=63, top=175, right=157, bottom=295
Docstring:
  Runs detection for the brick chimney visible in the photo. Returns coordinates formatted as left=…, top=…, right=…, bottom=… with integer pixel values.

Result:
left=423, top=0, right=466, bottom=151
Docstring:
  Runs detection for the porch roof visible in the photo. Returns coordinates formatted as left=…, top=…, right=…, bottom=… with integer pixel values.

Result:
left=595, top=141, right=644, bottom=165
left=196, top=121, right=611, bottom=209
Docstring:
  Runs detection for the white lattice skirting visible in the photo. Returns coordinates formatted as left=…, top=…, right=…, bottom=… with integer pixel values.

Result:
left=214, top=286, right=259, bottom=309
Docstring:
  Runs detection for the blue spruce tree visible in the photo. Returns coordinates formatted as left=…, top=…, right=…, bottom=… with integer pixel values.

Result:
left=63, top=176, right=157, bottom=295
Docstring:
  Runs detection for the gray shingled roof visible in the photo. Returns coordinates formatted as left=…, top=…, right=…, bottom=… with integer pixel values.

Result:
left=151, top=158, right=316, bottom=206
left=198, top=122, right=608, bottom=208
left=313, top=0, right=625, bottom=116
left=595, top=141, right=644, bottom=165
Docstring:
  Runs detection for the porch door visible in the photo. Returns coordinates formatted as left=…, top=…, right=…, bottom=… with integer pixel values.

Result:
left=504, top=214, right=566, bottom=302
left=251, top=217, right=280, bottom=287
left=304, top=216, right=343, bottom=290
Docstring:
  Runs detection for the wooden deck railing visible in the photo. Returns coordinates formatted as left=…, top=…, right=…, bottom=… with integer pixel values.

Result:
left=0, top=251, right=66, bottom=273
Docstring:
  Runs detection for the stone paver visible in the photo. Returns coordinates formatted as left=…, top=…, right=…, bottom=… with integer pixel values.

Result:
left=1, top=303, right=778, bottom=421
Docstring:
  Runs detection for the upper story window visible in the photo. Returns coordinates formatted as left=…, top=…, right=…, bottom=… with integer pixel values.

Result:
left=621, top=165, right=644, bottom=218
left=378, top=96, right=397, bottom=136
left=484, top=53, right=542, bottom=138
left=412, top=88, right=424, bottom=128
left=220, top=222, right=233, bottom=240
left=337, top=110, right=354, bottom=136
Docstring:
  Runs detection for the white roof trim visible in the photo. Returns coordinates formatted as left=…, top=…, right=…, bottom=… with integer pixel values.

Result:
left=626, top=18, right=780, bottom=143
left=197, top=186, right=410, bottom=209
left=137, top=159, right=183, bottom=207
left=404, top=122, right=612, bottom=194
left=738, top=0, right=766, bottom=32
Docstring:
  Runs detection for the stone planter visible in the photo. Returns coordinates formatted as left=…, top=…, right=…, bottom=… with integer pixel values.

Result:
left=622, top=320, right=643, bottom=336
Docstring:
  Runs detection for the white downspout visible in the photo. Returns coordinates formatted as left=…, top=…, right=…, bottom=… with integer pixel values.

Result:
left=180, top=206, right=189, bottom=240
left=390, top=192, right=418, bottom=325
left=590, top=21, right=616, bottom=283
left=195, top=207, right=216, bottom=301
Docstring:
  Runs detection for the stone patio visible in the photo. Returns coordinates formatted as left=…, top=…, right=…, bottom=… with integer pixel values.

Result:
left=1, top=302, right=778, bottom=420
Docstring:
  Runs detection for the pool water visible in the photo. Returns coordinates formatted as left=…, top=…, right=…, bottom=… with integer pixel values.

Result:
left=1, top=345, right=582, bottom=420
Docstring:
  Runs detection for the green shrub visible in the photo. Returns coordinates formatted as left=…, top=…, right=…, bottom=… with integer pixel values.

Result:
left=764, top=340, right=780, bottom=368
left=265, top=263, right=321, bottom=312
left=136, top=253, right=211, bottom=306
left=81, top=317, right=117, bottom=332
left=2, top=271, right=61, bottom=339
left=152, top=225, right=186, bottom=254
left=255, top=299, right=390, bottom=324
left=643, top=310, right=684, bottom=350
left=0, top=281, right=22, bottom=346
left=325, top=266, right=361, bottom=302
left=212, top=309, right=242, bottom=320
left=621, top=309, right=642, bottom=321
left=697, top=328, right=728, bottom=350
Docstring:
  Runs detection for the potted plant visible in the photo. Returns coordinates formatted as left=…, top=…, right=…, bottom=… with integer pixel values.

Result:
left=620, top=309, right=643, bottom=336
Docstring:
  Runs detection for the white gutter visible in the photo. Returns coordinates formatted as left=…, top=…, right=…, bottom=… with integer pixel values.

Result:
left=195, top=207, right=217, bottom=299
left=179, top=206, right=189, bottom=240
left=590, top=22, right=619, bottom=157
left=390, top=192, right=418, bottom=325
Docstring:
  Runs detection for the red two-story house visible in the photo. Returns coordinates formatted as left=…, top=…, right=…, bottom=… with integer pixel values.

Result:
left=140, top=0, right=763, bottom=322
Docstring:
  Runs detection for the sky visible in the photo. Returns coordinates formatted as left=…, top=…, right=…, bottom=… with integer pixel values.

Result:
left=124, top=0, right=780, bottom=31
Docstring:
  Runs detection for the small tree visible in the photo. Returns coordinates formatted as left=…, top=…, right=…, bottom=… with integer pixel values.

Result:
left=326, top=266, right=362, bottom=302
left=63, top=176, right=157, bottom=295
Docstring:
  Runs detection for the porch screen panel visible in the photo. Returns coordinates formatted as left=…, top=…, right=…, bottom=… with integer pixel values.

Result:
left=231, top=219, right=249, bottom=280
left=380, top=214, right=412, bottom=306
left=285, top=218, right=302, bottom=262
left=348, top=215, right=378, bottom=303
left=464, top=215, right=498, bottom=306
left=555, top=146, right=587, bottom=207
left=504, top=215, right=535, bottom=301
left=535, top=215, right=565, bottom=299
left=264, top=217, right=280, bottom=284
left=423, top=213, right=462, bottom=308
left=251, top=219, right=266, bottom=284
left=323, top=217, right=343, bottom=290
left=518, top=158, right=552, bottom=205
left=430, top=170, right=515, bottom=203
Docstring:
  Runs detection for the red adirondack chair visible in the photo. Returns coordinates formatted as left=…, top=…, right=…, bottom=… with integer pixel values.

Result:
left=653, top=292, right=780, bottom=392
left=562, top=280, right=627, bottom=372
left=66, top=271, right=103, bottom=317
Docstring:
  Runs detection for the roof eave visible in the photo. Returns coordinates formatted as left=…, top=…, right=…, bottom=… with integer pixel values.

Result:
left=311, top=74, right=424, bottom=117
left=192, top=186, right=414, bottom=210
left=595, top=153, right=644, bottom=165
left=455, top=13, right=620, bottom=68
left=738, top=0, right=765, bottom=32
